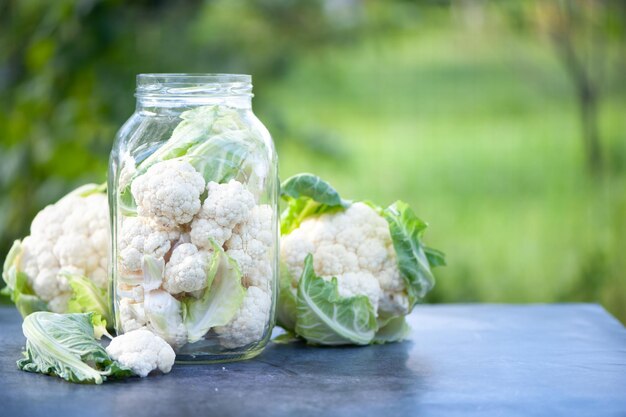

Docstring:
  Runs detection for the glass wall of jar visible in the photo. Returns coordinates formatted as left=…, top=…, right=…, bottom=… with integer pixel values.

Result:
left=108, top=74, right=278, bottom=362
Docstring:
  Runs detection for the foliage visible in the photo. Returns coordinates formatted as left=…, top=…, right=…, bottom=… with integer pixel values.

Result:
left=1, top=1, right=625, bottom=321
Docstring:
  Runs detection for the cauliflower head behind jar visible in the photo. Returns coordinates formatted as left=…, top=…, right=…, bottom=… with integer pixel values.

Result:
left=2, top=184, right=112, bottom=325
left=113, top=104, right=276, bottom=355
left=277, top=174, right=446, bottom=346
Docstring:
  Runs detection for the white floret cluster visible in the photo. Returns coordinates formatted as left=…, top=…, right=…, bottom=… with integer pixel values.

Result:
left=117, top=159, right=274, bottom=351
left=281, top=202, right=409, bottom=316
left=106, top=329, right=175, bottom=377
left=18, top=191, right=109, bottom=313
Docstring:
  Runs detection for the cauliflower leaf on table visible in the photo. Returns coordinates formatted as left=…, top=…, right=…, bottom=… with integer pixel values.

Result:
left=18, top=312, right=134, bottom=384
left=295, top=255, right=377, bottom=345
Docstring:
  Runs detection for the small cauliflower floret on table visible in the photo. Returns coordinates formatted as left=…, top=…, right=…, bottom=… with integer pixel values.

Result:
left=6, top=186, right=110, bottom=314
left=163, top=243, right=211, bottom=295
left=190, top=179, right=255, bottom=248
left=118, top=216, right=180, bottom=273
left=226, top=204, right=274, bottom=290
left=214, top=286, right=272, bottom=349
left=106, top=329, right=175, bottom=377
left=131, top=160, right=205, bottom=229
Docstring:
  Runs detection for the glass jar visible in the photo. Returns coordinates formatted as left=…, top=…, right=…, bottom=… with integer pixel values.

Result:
left=108, top=74, right=278, bottom=362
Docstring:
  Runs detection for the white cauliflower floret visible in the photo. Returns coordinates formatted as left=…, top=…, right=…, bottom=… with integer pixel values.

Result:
left=378, top=291, right=410, bottom=316
left=118, top=217, right=180, bottom=272
left=332, top=271, right=382, bottom=312
left=131, top=160, right=205, bottom=228
left=214, top=286, right=271, bottom=349
left=119, top=297, right=146, bottom=332
left=203, top=180, right=255, bottom=228
left=279, top=234, right=314, bottom=284
left=32, top=268, right=62, bottom=302
left=313, top=244, right=358, bottom=277
left=106, top=329, right=175, bottom=377
left=48, top=293, right=72, bottom=313
left=280, top=202, right=408, bottom=314
left=190, top=180, right=255, bottom=248
left=144, top=290, right=188, bottom=350
left=14, top=189, right=110, bottom=313
left=163, top=243, right=211, bottom=295
left=225, top=204, right=274, bottom=291
left=117, top=283, right=144, bottom=303
left=189, top=218, right=232, bottom=248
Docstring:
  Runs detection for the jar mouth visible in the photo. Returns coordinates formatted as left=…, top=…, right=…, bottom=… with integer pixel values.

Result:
left=136, top=73, right=253, bottom=98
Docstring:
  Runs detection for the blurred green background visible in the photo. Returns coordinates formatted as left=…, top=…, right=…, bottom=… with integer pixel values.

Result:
left=1, top=0, right=625, bottom=320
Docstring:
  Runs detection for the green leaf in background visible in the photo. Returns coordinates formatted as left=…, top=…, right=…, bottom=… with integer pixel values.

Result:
left=424, top=246, right=447, bottom=268
left=64, top=273, right=112, bottom=330
left=280, top=173, right=348, bottom=234
left=275, top=261, right=297, bottom=332
left=183, top=242, right=244, bottom=343
left=383, top=201, right=436, bottom=308
left=18, top=312, right=133, bottom=384
left=295, top=254, right=377, bottom=345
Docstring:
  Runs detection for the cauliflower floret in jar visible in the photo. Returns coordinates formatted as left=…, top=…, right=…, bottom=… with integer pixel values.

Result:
left=144, top=290, right=187, bottom=350
left=214, top=286, right=271, bottom=349
left=204, top=180, right=255, bottom=228
left=106, top=329, right=175, bottom=377
left=119, top=217, right=180, bottom=272
left=190, top=218, right=232, bottom=248
left=131, top=160, right=205, bottom=228
left=226, top=204, right=274, bottom=290
left=163, top=243, right=211, bottom=295
left=190, top=180, right=255, bottom=248
left=119, top=298, right=147, bottom=332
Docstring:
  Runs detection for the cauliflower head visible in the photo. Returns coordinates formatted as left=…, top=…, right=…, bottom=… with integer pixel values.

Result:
left=3, top=184, right=110, bottom=316
left=277, top=173, right=444, bottom=346
left=282, top=202, right=400, bottom=314
left=106, top=329, right=175, bottom=377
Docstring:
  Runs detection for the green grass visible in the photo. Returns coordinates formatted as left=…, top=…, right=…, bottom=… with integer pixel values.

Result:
left=267, top=24, right=626, bottom=321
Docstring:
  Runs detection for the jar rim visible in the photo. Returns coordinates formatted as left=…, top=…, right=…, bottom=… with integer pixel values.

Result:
left=137, top=73, right=251, bottom=84
left=136, top=73, right=253, bottom=99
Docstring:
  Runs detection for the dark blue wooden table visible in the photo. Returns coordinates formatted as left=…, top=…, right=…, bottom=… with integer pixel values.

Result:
left=1, top=304, right=625, bottom=417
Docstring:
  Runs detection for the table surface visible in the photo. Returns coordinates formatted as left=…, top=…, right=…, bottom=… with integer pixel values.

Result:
left=1, top=304, right=625, bottom=417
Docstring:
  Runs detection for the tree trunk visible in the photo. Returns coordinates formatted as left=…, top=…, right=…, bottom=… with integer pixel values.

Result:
left=578, top=81, right=602, bottom=174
